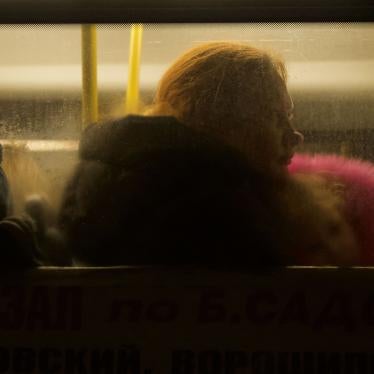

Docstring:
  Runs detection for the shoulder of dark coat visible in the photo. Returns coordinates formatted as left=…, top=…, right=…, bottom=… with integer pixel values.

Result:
left=0, top=215, right=43, bottom=268
left=78, top=115, right=249, bottom=172
left=80, top=115, right=196, bottom=163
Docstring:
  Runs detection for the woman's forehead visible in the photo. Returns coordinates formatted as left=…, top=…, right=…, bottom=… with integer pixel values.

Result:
left=275, top=82, right=293, bottom=111
left=285, top=91, right=294, bottom=111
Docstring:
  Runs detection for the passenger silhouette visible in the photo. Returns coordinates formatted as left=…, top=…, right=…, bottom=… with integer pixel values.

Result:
left=58, top=42, right=359, bottom=267
left=146, top=42, right=359, bottom=266
left=0, top=144, right=11, bottom=219
left=0, top=144, right=71, bottom=267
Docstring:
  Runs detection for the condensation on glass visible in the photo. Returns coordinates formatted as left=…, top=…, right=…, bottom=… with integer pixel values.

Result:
left=0, top=23, right=373, bottom=210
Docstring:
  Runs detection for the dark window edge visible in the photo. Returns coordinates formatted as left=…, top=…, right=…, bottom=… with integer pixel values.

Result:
left=1, top=6, right=374, bottom=23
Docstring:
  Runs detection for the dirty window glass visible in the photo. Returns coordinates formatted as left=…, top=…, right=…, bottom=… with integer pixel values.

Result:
left=0, top=23, right=373, bottom=211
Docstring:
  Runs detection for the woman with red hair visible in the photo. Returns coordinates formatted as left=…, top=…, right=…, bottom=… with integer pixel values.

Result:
left=58, top=42, right=360, bottom=267
left=146, top=41, right=360, bottom=266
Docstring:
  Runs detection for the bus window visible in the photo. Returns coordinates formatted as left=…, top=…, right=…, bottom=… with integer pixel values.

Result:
left=98, top=23, right=374, bottom=161
left=0, top=23, right=373, bottom=212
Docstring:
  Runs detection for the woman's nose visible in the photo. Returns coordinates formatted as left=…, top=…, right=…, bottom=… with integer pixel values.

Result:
left=285, top=130, right=304, bottom=148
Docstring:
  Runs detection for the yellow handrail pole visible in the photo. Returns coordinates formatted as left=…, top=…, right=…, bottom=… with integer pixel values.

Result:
left=81, top=24, right=98, bottom=129
left=125, top=24, right=143, bottom=114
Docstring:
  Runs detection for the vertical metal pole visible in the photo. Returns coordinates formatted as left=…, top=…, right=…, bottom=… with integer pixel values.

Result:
left=81, top=24, right=98, bottom=129
left=125, top=24, right=143, bottom=114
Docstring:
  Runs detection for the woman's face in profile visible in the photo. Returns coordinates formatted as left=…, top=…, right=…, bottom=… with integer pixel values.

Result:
left=236, top=81, right=304, bottom=177
left=271, top=83, right=304, bottom=170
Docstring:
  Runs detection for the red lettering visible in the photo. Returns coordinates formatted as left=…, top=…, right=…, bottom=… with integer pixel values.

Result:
left=251, top=351, right=275, bottom=374
left=146, top=300, right=178, bottom=322
left=246, top=291, right=277, bottom=324
left=109, top=299, right=143, bottom=323
left=314, top=292, right=355, bottom=332
left=224, top=351, right=248, bottom=372
left=26, top=286, right=50, bottom=330
left=0, top=347, right=10, bottom=372
left=39, top=348, right=62, bottom=373
left=13, top=348, right=36, bottom=373
left=198, top=351, right=221, bottom=373
left=279, top=292, right=309, bottom=325
left=0, top=287, right=25, bottom=330
left=198, top=289, right=226, bottom=323
left=172, top=350, right=195, bottom=374
left=0, top=286, right=82, bottom=332
left=362, top=293, right=374, bottom=325
left=52, top=287, right=82, bottom=331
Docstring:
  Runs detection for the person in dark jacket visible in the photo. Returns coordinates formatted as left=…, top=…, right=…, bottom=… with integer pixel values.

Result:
left=58, top=115, right=290, bottom=267
left=58, top=41, right=359, bottom=267
left=0, top=144, right=41, bottom=267
left=58, top=115, right=358, bottom=267
left=145, top=41, right=359, bottom=266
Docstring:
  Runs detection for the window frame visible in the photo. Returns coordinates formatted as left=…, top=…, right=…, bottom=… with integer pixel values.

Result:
left=0, top=0, right=373, bottom=23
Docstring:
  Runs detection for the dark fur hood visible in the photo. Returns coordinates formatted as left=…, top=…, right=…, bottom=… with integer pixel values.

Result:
left=59, top=115, right=286, bottom=268
left=79, top=115, right=251, bottom=178
left=79, top=115, right=200, bottom=164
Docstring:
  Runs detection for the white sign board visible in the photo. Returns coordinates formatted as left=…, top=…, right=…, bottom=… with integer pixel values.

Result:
left=0, top=266, right=373, bottom=373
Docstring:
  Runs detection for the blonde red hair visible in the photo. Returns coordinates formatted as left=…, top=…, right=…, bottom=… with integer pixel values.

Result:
left=148, top=41, right=287, bottom=136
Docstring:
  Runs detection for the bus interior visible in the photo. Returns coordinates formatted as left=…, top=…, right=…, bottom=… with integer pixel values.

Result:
left=0, top=1, right=374, bottom=364
left=0, top=22, right=373, bottom=212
